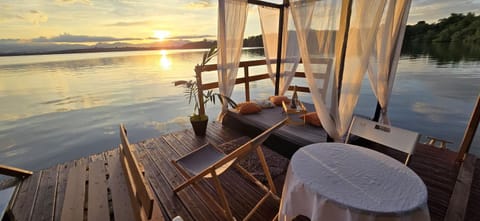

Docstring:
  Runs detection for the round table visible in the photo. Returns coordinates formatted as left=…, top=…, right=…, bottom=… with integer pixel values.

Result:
left=278, top=143, right=430, bottom=221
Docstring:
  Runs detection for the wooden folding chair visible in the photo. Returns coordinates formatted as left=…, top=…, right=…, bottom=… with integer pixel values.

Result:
left=172, top=118, right=288, bottom=221
left=118, top=124, right=164, bottom=221
left=345, top=116, right=420, bottom=165
left=0, top=165, right=32, bottom=220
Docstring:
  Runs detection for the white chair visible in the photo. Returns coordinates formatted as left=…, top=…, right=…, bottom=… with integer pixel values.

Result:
left=345, top=116, right=420, bottom=165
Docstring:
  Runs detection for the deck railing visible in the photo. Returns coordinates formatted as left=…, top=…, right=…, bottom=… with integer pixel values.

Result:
left=194, top=58, right=332, bottom=116
left=194, top=59, right=479, bottom=161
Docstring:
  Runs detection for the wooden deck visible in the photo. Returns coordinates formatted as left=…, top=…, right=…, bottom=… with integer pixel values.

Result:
left=3, top=121, right=480, bottom=221
left=6, top=122, right=284, bottom=221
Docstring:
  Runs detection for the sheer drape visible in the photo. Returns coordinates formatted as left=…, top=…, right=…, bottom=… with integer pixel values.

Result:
left=368, top=0, right=411, bottom=124
left=259, top=6, right=300, bottom=95
left=217, top=0, right=248, bottom=119
left=291, top=0, right=386, bottom=140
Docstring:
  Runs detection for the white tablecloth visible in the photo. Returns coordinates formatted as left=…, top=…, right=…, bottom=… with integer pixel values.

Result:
left=279, top=143, right=430, bottom=221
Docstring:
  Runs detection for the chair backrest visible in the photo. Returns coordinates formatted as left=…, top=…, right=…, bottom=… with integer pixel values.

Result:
left=119, top=124, right=155, bottom=221
left=212, top=118, right=288, bottom=172
left=345, top=116, right=420, bottom=164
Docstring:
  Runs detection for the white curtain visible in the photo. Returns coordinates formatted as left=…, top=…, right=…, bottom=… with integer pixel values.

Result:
left=259, top=6, right=300, bottom=95
left=368, top=0, right=412, bottom=125
left=291, top=0, right=386, bottom=140
left=217, top=0, right=248, bottom=119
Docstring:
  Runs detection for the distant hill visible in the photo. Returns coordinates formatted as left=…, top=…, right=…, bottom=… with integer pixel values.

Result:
left=405, top=12, right=480, bottom=44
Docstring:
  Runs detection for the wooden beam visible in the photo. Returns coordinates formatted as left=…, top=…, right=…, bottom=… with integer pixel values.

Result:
left=200, top=59, right=266, bottom=72
left=244, top=66, right=250, bottom=101
left=0, top=165, right=32, bottom=178
left=457, top=95, right=480, bottom=162
left=336, top=0, right=353, bottom=101
left=247, top=0, right=283, bottom=9
left=287, top=85, right=309, bottom=93
left=444, top=154, right=477, bottom=221
left=274, top=5, right=285, bottom=96
left=201, top=73, right=270, bottom=90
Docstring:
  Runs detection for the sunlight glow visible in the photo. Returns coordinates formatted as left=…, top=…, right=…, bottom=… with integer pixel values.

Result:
left=154, top=30, right=171, bottom=41
left=159, top=50, right=171, bottom=69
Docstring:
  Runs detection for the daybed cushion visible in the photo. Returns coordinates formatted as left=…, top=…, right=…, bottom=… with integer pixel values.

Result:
left=236, top=102, right=262, bottom=115
left=300, top=112, right=322, bottom=127
left=223, top=102, right=328, bottom=153
left=269, top=96, right=290, bottom=106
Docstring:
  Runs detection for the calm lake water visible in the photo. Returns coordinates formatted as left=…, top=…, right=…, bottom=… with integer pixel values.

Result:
left=0, top=45, right=479, bottom=172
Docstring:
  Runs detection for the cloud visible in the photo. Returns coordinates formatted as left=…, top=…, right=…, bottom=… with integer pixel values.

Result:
left=409, top=0, right=480, bottom=23
left=167, top=34, right=215, bottom=40
left=0, top=8, right=48, bottom=24
left=55, top=0, right=91, bottom=4
left=105, top=20, right=151, bottom=26
left=22, top=10, right=48, bottom=24
left=31, top=33, right=142, bottom=43
left=186, top=0, right=215, bottom=9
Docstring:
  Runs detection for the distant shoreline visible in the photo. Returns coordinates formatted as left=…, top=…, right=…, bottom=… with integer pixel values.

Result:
left=0, top=46, right=211, bottom=57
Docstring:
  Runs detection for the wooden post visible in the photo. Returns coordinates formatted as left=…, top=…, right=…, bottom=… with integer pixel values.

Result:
left=195, top=65, right=206, bottom=116
left=244, top=66, right=250, bottom=101
left=274, top=5, right=285, bottom=96
left=456, top=95, right=480, bottom=162
left=373, top=102, right=382, bottom=121
left=336, top=0, right=353, bottom=102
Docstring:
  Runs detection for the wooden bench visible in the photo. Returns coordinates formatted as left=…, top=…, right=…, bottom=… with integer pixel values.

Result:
left=59, top=124, right=164, bottom=221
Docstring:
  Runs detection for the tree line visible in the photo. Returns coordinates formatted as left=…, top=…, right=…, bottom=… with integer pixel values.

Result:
left=404, top=12, right=480, bottom=44
left=182, top=12, right=480, bottom=50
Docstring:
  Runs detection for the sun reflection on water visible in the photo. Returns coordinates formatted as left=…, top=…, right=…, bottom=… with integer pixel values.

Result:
left=159, top=50, right=171, bottom=69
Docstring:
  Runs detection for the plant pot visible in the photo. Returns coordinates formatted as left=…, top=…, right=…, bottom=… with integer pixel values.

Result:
left=190, top=115, right=208, bottom=136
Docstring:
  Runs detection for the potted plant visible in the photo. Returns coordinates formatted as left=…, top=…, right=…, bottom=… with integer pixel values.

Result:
left=174, top=46, right=236, bottom=136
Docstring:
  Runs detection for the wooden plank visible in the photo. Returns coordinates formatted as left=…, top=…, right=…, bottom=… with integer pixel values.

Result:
left=0, top=164, right=33, bottom=178
left=87, top=160, right=110, bottom=221
left=105, top=149, right=135, bottom=221
left=444, top=154, right=477, bottom=221
left=30, top=165, right=59, bottom=221
left=200, top=59, right=267, bottom=72
left=10, top=170, right=42, bottom=221
left=135, top=141, right=193, bottom=221
left=202, top=73, right=270, bottom=90
left=465, top=158, right=480, bottom=220
left=60, top=159, right=87, bottom=221
left=148, top=136, right=223, bottom=220
left=54, top=161, right=74, bottom=221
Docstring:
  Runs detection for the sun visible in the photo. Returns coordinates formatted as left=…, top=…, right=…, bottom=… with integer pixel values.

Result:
left=153, top=30, right=170, bottom=41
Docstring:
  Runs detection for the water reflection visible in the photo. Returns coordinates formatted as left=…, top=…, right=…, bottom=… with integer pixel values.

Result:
left=402, top=42, right=480, bottom=65
left=159, top=50, right=172, bottom=69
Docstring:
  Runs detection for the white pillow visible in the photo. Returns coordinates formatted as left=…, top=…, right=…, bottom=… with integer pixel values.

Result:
left=253, top=99, right=275, bottom=109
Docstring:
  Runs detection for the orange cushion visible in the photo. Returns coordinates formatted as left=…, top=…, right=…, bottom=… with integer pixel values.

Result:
left=236, top=102, right=262, bottom=115
left=269, top=96, right=290, bottom=106
left=300, top=112, right=322, bottom=127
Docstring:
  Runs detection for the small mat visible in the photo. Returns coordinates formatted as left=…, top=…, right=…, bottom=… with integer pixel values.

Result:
left=217, top=136, right=290, bottom=183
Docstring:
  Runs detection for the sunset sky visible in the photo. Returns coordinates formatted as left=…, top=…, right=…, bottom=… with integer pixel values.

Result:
left=1, top=0, right=479, bottom=53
